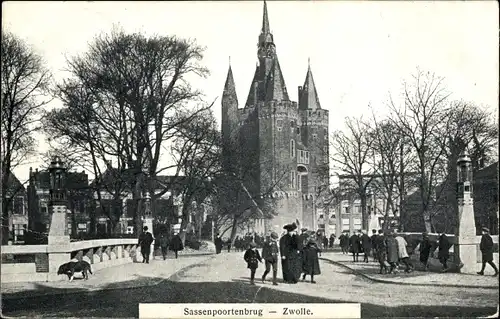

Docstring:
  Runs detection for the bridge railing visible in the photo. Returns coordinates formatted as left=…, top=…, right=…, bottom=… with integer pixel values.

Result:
left=1, top=238, right=141, bottom=283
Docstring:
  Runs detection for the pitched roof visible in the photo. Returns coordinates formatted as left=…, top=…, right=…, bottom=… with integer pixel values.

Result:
left=2, top=168, right=26, bottom=196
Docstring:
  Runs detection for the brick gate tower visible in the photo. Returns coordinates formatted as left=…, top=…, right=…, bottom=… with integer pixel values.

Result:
left=221, top=1, right=330, bottom=235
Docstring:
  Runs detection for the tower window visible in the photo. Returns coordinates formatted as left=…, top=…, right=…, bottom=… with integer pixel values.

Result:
left=290, top=140, right=296, bottom=158
left=297, top=174, right=302, bottom=190
left=312, top=133, right=317, bottom=139
left=290, top=170, right=296, bottom=189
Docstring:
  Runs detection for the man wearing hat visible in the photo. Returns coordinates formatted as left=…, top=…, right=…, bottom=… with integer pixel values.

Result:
left=478, top=227, right=498, bottom=276
left=280, top=223, right=298, bottom=283
left=261, top=231, right=280, bottom=285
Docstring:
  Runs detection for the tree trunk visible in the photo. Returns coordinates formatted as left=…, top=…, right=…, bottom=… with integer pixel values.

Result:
left=423, top=210, right=432, bottom=233
left=360, top=192, right=369, bottom=230
left=229, top=217, right=239, bottom=246
left=2, top=169, right=12, bottom=245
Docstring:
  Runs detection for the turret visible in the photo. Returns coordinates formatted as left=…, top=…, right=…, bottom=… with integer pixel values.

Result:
left=299, top=59, right=321, bottom=110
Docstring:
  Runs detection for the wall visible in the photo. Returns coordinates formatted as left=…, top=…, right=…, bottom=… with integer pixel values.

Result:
left=1, top=238, right=140, bottom=283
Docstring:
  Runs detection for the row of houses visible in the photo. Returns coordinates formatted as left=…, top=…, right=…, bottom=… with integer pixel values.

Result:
left=3, top=164, right=211, bottom=243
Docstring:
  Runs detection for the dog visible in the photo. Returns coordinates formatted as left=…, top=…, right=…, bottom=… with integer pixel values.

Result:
left=57, top=260, right=93, bottom=281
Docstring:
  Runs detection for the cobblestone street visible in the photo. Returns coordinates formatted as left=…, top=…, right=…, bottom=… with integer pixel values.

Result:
left=2, top=252, right=498, bottom=318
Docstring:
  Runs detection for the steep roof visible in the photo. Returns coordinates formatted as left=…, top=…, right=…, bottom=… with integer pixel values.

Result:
left=265, top=57, right=289, bottom=102
left=222, top=64, right=238, bottom=105
left=299, top=63, right=321, bottom=110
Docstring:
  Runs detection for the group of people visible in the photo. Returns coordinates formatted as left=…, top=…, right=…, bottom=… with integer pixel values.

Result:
left=336, top=226, right=498, bottom=276
left=243, top=222, right=322, bottom=285
left=138, top=226, right=184, bottom=263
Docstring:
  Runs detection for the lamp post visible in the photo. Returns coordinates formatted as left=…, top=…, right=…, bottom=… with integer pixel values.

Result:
left=47, top=156, right=69, bottom=240
left=455, top=147, right=477, bottom=273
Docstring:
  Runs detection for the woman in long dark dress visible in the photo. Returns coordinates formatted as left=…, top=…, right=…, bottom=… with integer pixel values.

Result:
left=288, top=228, right=303, bottom=283
left=302, top=239, right=321, bottom=283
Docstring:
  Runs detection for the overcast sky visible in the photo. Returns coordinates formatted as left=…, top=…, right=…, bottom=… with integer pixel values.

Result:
left=3, top=1, right=499, bottom=183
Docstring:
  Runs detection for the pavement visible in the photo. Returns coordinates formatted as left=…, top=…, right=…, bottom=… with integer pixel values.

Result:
left=1, top=251, right=498, bottom=318
left=319, top=251, right=499, bottom=289
left=1, top=253, right=215, bottom=300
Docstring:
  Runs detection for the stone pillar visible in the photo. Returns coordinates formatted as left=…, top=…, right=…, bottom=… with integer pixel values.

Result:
left=454, top=149, right=478, bottom=274
left=47, top=208, right=71, bottom=281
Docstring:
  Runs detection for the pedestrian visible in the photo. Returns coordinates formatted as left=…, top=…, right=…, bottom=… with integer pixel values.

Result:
left=302, top=238, right=321, bottom=283
left=340, top=233, right=349, bottom=254
left=375, top=229, right=389, bottom=274
left=386, top=232, right=399, bottom=273
left=215, top=233, right=223, bottom=254
left=227, top=238, right=232, bottom=252
left=157, top=232, right=169, bottom=260
left=370, top=229, right=379, bottom=262
left=329, top=234, right=336, bottom=248
left=419, top=232, right=432, bottom=271
left=349, top=231, right=362, bottom=262
left=243, top=242, right=262, bottom=285
left=361, top=230, right=372, bottom=263
left=289, top=224, right=303, bottom=283
left=322, top=236, right=328, bottom=252
left=280, top=223, right=301, bottom=284
left=477, top=227, right=499, bottom=276
left=170, top=232, right=184, bottom=259
left=394, top=230, right=413, bottom=273
left=437, top=232, right=451, bottom=272
left=235, top=236, right=241, bottom=252
left=138, top=226, right=154, bottom=264
left=261, top=231, right=280, bottom=285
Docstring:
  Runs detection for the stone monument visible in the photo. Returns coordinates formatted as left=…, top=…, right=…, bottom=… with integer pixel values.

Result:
left=47, top=156, right=71, bottom=280
left=454, top=148, right=478, bottom=273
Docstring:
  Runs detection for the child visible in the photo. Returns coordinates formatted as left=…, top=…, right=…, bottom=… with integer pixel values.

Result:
left=244, top=242, right=262, bottom=285
left=302, top=239, right=321, bottom=283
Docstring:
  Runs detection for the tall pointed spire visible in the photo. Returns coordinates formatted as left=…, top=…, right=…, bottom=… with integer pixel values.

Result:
left=262, top=0, right=270, bottom=34
left=223, top=63, right=238, bottom=106
left=299, top=61, right=321, bottom=110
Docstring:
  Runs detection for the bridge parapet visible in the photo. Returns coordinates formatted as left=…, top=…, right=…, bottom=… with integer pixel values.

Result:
left=1, top=238, right=140, bottom=283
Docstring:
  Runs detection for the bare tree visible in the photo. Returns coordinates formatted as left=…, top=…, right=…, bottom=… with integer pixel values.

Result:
left=369, top=115, right=417, bottom=230
left=169, top=109, right=221, bottom=235
left=1, top=31, right=52, bottom=244
left=436, top=101, right=499, bottom=232
left=330, top=116, right=375, bottom=230
left=44, top=27, right=210, bottom=235
left=389, top=70, right=452, bottom=233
